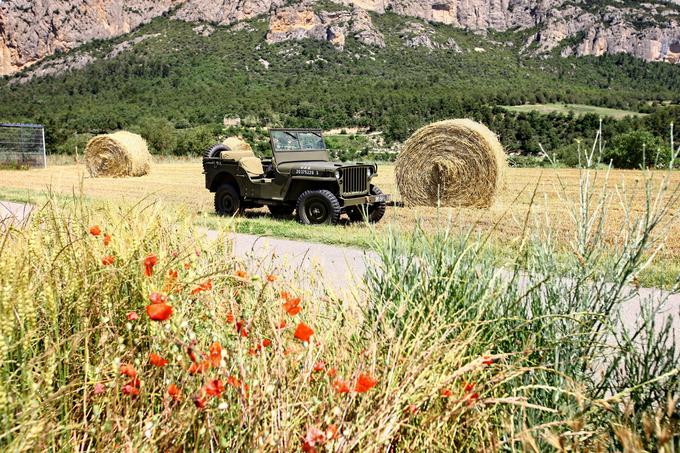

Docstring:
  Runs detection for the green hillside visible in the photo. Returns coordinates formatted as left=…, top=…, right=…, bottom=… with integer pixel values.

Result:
left=1, top=11, right=679, bottom=161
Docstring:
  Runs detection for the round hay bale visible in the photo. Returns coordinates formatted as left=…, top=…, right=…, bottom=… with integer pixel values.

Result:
left=85, top=131, right=152, bottom=178
left=395, top=119, right=506, bottom=208
left=222, top=136, right=253, bottom=153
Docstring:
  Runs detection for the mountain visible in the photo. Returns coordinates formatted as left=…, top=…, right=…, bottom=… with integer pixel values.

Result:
left=2, top=0, right=680, bottom=76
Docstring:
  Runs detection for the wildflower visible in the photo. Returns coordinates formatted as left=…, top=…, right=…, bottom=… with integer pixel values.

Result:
left=209, top=342, right=222, bottom=367
left=266, top=274, right=277, bottom=282
left=482, top=355, right=494, bottom=366
left=464, top=382, right=475, bottom=393
left=120, top=363, right=137, bottom=378
left=283, top=297, right=302, bottom=316
left=235, top=320, right=248, bottom=337
left=186, top=344, right=198, bottom=363
left=226, top=312, right=235, bottom=324
left=188, top=360, right=211, bottom=375
left=226, top=375, right=241, bottom=389
left=294, top=322, right=314, bottom=343
left=183, top=262, right=191, bottom=270
left=204, top=379, right=225, bottom=397
left=440, top=388, right=452, bottom=398
left=191, top=279, right=213, bottom=295
left=149, top=353, right=169, bottom=367
left=276, top=319, right=287, bottom=329
left=325, top=424, right=339, bottom=440
left=234, top=269, right=248, bottom=279
left=101, top=255, right=115, bottom=266
left=193, top=395, right=207, bottom=409
left=302, top=426, right=326, bottom=452
left=326, top=368, right=337, bottom=378
left=103, top=234, right=111, bottom=246
left=93, top=383, right=106, bottom=395
left=355, top=373, right=378, bottom=393
left=333, top=379, right=350, bottom=394
left=122, top=384, right=140, bottom=397
left=126, top=311, right=139, bottom=321
left=144, top=254, right=157, bottom=277
left=146, top=302, right=173, bottom=321
left=262, top=338, right=272, bottom=348
left=148, top=292, right=168, bottom=305
left=168, top=384, right=181, bottom=402
left=312, top=361, right=326, bottom=373
left=89, top=225, right=101, bottom=236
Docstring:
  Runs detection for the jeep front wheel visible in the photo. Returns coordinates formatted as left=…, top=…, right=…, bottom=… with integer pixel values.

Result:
left=296, top=190, right=341, bottom=225
left=215, top=184, right=241, bottom=216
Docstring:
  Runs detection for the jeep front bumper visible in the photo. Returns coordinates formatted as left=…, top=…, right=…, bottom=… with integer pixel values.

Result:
left=341, top=193, right=392, bottom=207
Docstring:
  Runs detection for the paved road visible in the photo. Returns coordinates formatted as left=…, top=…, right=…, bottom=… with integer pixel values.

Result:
left=3, top=201, right=679, bottom=343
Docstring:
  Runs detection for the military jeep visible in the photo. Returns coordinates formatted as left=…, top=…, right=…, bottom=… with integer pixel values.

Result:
left=202, top=128, right=390, bottom=225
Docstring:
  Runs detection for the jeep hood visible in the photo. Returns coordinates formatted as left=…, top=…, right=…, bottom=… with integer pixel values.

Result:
left=276, top=161, right=371, bottom=174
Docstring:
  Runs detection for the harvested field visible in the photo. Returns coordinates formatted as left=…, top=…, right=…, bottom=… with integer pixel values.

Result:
left=0, top=161, right=679, bottom=281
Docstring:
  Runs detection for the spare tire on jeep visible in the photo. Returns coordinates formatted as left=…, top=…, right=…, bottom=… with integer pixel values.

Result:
left=204, top=144, right=230, bottom=159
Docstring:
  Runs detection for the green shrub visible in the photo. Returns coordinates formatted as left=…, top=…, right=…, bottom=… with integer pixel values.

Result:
left=603, top=130, right=671, bottom=168
left=54, top=133, right=95, bottom=155
left=174, top=125, right=219, bottom=156
left=135, top=117, right=177, bottom=155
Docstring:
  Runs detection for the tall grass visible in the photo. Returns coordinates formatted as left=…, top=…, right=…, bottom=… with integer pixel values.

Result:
left=0, top=151, right=678, bottom=450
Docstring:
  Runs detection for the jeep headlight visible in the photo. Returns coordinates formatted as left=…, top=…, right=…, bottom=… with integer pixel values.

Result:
left=334, top=170, right=341, bottom=179
left=366, top=167, right=373, bottom=177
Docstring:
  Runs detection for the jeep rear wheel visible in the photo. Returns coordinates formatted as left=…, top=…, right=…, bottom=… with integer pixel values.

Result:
left=268, top=204, right=295, bottom=218
left=296, top=190, right=341, bottom=225
left=347, top=185, right=387, bottom=224
left=215, top=184, right=241, bottom=216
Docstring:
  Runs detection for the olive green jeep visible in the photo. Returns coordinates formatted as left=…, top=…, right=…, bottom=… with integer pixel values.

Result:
left=202, top=128, right=390, bottom=225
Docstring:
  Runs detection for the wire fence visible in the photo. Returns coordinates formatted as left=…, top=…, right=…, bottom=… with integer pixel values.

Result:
left=0, top=123, right=47, bottom=168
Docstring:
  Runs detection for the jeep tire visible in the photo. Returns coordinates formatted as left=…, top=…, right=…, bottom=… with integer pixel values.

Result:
left=215, top=184, right=241, bottom=216
left=268, top=204, right=295, bottom=218
left=347, top=185, right=387, bottom=224
left=296, top=190, right=341, bottom=225
left=204, top=144, right=229, bottom=159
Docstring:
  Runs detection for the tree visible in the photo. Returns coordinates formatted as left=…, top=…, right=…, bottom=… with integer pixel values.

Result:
left=604, top=130, right=670, bottom=169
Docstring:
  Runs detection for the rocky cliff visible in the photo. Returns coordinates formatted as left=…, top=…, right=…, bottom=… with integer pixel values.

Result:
left=1, top=0, right=679, bottom=76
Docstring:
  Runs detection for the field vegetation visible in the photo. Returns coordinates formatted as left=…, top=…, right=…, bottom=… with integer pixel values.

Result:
left=0, top=154, right=678, bottom=450
left=1, top=157, right=679, bottom=288
left=502, top=103, right=649, bottom=119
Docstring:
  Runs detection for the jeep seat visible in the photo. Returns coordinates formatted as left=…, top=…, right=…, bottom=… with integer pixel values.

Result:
left=239, top=156, right=265, bottom=177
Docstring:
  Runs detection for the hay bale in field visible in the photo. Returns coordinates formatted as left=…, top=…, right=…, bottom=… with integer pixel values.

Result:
left=85, top=131, right=152, bottom=178
left=395, top=119, right=506, bottom=208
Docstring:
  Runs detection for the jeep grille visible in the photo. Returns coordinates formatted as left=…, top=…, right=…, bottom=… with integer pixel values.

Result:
left=341, top=167, right=369, bottom=196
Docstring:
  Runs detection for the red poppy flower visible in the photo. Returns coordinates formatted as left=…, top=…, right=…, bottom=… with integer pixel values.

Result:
left=168, top=384, right=181, bottom=402
left=103, top=234, right=111, bottom=246
left=188, top=360, right=211, bottom=375
left=127, top=377, right=141, bottom=388
left=148, top=292, right=168, bottom=305
left=313, top=361, right=326, bottom=373
left=261, top=339, right=272, bottom=348
left=209, top=342, right=222, bottom=367
left=482, top=355, right=493, bottom=366
left=464, top=382, right=475, bottom=393
left=440, top=388, right=452, bottom=398
left=327, top=368, right=337, bottom=378
left=283, top=298, right=302, bottom=316
left=333, top=379, right=350, bottom=394
left=146, top=303, right=173, bottom=321
left=355, top=373, right=378, bottom=393
left=234, top=270, right=248, bottom=279
left=144, top=254, right=157, bottom=277
left=193, top=395, right=207, bottom=409
left=302, top=426, right=326, bottom=452
left=226, top=375, right=241, bottom=389
left=89, top=225, right=101, bottom=236
left=101, top=255, right=115, bottom=266
left=266, top=274, right=277, bottom=282
left=119, top=363, right=137, bottom=378
left=280, top=291, right=292, bottom=300
left=276, top=319, right=287, bottom=329
left=149, top=353, right=169, bottom=367
left=226, top=312, right=235, bottom=324
left=235, top=320, right=248, bottom=337
left=122, top=384, right=139, bottom=396
left=204, top=379, right=225, bottom=397
left=186, top=345, right=197, bottom=363
left=191, top=279, right=213, bottom=295
left=126, top=311, right=139, bottom=321
left=294, top=322, right=314, bottom=343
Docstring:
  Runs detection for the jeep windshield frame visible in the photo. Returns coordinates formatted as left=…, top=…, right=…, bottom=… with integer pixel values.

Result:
left=269, top=128, right=329, bottom=165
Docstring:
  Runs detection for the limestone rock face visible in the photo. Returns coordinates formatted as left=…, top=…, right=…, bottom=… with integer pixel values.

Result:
left=1, top=0, right=679, bottom=77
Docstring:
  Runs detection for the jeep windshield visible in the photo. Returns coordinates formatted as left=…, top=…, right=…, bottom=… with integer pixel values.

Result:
left=270, top=130, right=325, bottom=153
